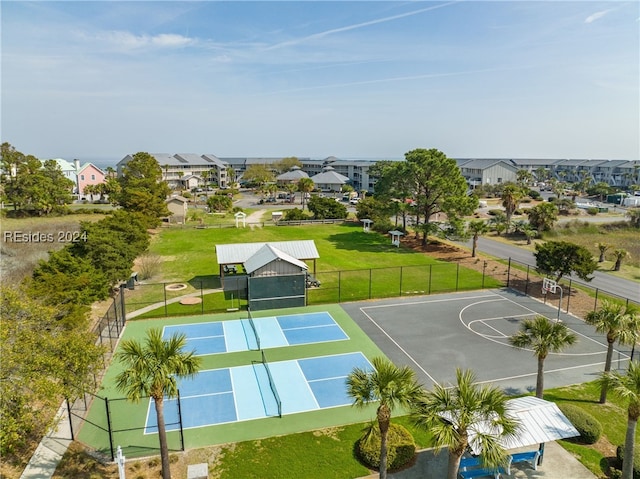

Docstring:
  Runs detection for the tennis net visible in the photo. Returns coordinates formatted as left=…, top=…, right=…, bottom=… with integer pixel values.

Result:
left=246, top=309, right=261, bottom=350
left=261, top=350, right=282, bottom=417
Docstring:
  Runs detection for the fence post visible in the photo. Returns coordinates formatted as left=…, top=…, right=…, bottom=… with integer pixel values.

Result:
left=525, top=265, right=530, bottom=295
left=369, top=269, right=372, bottom=299
left=105, top=397, right=115, bottom=461
left=119, top=283, right=126, bottom=326
left=594, top=289, right=599, bottom=311
left=506, top=258, right=511, bottom=287
left=428, top=265, right=432, bottom=294
left=177, top=390, right=185, bottom=451
left=164, top=283, right=168, bottom=316
left=66, top=398, right=74, bottom=441
left=456, top=263, right=460, bottom=292
left=338, top=271, right=342, bottom=303
left=201, top=281, right=204, bottom=314
left=482, top=261, right=486, bottom=289
left=566, top=279, right=572, bottom=313
left=399, top=266, right=403, bottom=296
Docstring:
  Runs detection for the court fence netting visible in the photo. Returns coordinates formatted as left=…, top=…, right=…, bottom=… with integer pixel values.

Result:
left=121, top=259, right=638, bottom=321
left=66, top=258, right=638, bottom=460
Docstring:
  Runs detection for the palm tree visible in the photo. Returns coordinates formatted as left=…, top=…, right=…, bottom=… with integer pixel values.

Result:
left=297, top=177, right=314, bottom=209
left=522, top=224, right=537, bottom=245
left=585, top=301, right=639, bottom=403
left=488, top=211, right=508, bottom=236
left=411, top=369, right=519, bottom=479
left=509, top=315, right=577, bottom=398
left=612, top=249, right=629, bottom=271
left=346, top=356, right=423, bottom=479
left=596, top=242, right=610, bottom=263
left=598, top=361, right=640, bottom=479
left=467, top=220, right=489, bottom=257
left=501, top=183, right=523, bottom=230
left=115, top=329, right=201, bottom=479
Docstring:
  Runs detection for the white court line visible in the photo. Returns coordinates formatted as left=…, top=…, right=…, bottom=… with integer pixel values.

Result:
left=467, top=318, right=510, bottom=339
left=359, top=307, right=438, bottom=384
left=460, top=297, right=629, bottom=358
left=294, top=361, right=320, bottom=409
left=492, top=291, right=631, bottom=358
left=361, top=292, right=498, bottom=311
left=472, top=359, right=629, bottom=386
left=283, top=323, right=338, bottom=331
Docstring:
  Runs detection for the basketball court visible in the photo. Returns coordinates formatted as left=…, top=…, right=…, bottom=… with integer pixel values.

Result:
left=341, top=288, right=629, bottom=393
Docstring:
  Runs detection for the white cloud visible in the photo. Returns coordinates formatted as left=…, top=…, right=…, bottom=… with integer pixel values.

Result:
left=97, top=31, right=195, bottom=50
left=584, top=9, right=612, bottom=24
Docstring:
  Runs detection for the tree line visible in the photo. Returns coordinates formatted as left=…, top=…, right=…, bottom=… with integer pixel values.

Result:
left=0, top=150, right=170, bottom=461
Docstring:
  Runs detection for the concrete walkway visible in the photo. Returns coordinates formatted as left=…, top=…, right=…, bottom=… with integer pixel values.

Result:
left=359, top=441, right=596, bottom=479
left=20, top=405, right=72, bottom=479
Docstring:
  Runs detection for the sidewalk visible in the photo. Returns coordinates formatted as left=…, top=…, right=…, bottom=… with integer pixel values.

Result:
left=20, top=405, right=72, bottom=479
left=359, top=441, right=596, bottom=479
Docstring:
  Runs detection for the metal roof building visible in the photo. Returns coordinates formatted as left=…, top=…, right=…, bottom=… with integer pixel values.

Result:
left=215, top=240, right=320, bottom=272
left=465, top=396, right=579, bottom=455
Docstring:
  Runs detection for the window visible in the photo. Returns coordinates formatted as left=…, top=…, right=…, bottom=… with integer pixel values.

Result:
left=80, top=174, right=85, bottom=180
left=91, top=174, right=95, bottom=180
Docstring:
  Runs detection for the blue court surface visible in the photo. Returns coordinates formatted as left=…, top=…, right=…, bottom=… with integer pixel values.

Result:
left=162, top=311, right=348, bottom=355
left=144, top=352, right=372, bottom=433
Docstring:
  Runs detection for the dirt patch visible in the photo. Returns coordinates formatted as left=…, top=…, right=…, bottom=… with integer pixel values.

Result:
left=400, top=235, right=600, bottom=320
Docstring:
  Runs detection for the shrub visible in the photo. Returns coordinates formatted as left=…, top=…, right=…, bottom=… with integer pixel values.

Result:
left=616, top=445, right=640, bottom=479
left=558, top=404, right=602, bottom=444
left=487, top=209, right=503, bottom=216
left=356, top=422, right=416, bottom=472
left=137, top=252, right=162, bottom=280
left=528, top=190, right=542, bottom=200
left=372, top=219, right=395, bottom=234
left=586, top=207, right=599, bottom=216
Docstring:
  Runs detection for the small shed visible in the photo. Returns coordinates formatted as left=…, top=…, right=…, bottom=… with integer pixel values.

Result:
left=165, top=195, right=189, bottom=223
left=361, top=219, right=373, bottom=233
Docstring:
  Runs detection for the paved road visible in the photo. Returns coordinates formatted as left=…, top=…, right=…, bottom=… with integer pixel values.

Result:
left=464, top=237, right=639, bottom=302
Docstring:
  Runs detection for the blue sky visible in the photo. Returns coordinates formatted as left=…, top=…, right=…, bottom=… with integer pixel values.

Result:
left=1, top=1, right=638, bottom=164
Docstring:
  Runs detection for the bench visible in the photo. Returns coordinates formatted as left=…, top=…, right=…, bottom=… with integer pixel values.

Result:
left=510, top=450, right=541, bottom=470
left=458, top=456, right=511, bottom=479
left=223, top=265, right=237, bottom=274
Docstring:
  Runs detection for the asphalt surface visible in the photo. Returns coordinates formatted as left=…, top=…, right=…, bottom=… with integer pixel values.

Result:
left=464, top=237, right=639, bottom=302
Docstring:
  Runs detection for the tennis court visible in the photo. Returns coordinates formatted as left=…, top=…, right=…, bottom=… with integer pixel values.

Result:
left=162, top=311, right=348, bottom=354
left=145, top=351, right=373, bottom=433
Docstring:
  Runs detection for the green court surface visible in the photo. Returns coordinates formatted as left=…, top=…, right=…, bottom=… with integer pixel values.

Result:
left=78, top=304, right=386, bottom=458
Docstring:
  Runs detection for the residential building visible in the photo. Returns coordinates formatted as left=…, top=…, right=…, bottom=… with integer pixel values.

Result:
left=117, top=153, right=230, bottom=190
left=456, top=159, right=519, bottom=188
left=76, top=163, right=106, bottom=198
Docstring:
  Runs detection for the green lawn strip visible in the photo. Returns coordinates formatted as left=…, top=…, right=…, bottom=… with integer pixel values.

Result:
left=214, top=415, right=434, bottom=479
left=129, top=271, right=501, bottom=320
left=544, top=381, right=628, bottom=477
left=79, top=304, right=394, bottom=457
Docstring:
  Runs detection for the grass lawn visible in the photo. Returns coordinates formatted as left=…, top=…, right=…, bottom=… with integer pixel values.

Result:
left=127, top=223, right=501, bottom=317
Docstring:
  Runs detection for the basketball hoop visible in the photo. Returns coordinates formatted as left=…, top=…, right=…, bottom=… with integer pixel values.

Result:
left=542, top=278, right=557, bottom=295
left=542, top=278, right=563, bottom=322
